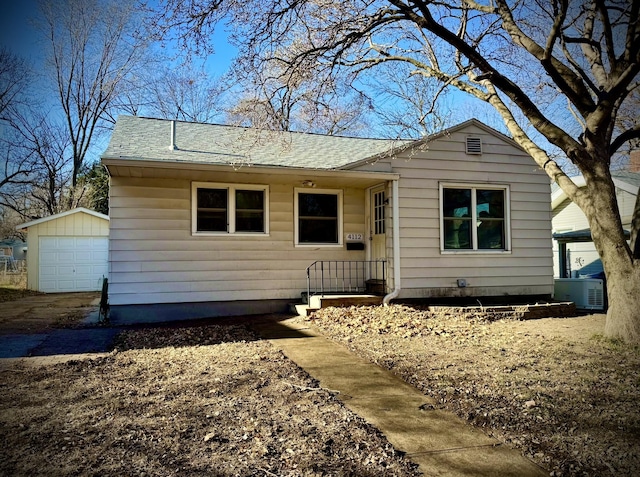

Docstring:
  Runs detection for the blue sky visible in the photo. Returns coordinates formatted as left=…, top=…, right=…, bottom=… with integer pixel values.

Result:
left=0, top=0, right=41, bottom=60
left=0, top=0, right=236, bottom=76
left=0, top=0, right=507, bottom=140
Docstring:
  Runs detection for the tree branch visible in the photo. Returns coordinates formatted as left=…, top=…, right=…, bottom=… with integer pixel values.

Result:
left=596, top=0, right=617, bottom=68
left=493, top=0, right=597, bottom=115
left=388, top=0, right=587, bottom=162
left=610, top=124, right=640, bottom=155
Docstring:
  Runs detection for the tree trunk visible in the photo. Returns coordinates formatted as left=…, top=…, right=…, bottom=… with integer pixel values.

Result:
left=581, top=172, right=640, bottom=344
left=604, top=262, right=640, bottom=343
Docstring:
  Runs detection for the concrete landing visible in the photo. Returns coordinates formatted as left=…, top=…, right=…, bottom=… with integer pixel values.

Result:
left=291, top=294, right=385, bottom=316
left=252, top=316, right=547, bottom=477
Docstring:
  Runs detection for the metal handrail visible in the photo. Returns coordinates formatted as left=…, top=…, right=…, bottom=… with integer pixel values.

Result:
left=306, top=260, right=386, bottom=301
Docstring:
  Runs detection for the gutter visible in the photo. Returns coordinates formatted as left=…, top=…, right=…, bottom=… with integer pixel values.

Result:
left=101, top=157, right=399, bottom=183
left=383, top=178, right=401, bottom=305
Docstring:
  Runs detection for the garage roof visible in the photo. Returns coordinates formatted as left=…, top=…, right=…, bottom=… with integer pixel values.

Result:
left=16, top=207, right=109, bottom=230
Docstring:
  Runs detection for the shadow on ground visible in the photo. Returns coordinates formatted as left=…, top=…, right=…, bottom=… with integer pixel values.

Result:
left=0, top=313, right=304, bottom=359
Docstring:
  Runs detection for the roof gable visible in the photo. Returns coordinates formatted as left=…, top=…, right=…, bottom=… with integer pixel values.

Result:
left=341, top=118, right=525, bottom=170
left=16, top=207, right=109, bottom=230
left=417, top=118, right=523, bottom=149
left=611, top=170, right=640, bottom=189
left=551, top=173, right=640, bottom=210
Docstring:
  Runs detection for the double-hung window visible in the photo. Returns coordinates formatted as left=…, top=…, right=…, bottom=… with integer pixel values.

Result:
left=441, top=184, right=509, bottom=252
left=295, top=188, right=343, bottom=246
left=192, top=182, right=268, bottom=235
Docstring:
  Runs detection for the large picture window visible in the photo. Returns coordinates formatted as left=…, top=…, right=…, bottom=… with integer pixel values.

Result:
left=441, top=184, right=509, bottom=251
left=192, top=182, right=268, bottom=235
left=295, top=189, right=342, bottom=246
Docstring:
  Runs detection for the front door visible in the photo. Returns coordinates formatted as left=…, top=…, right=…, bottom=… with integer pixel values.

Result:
left=370, top=186, right=386, bottom=282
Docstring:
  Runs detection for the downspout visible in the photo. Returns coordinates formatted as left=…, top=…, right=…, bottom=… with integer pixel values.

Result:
left=383, top=178, right=401, bottom=305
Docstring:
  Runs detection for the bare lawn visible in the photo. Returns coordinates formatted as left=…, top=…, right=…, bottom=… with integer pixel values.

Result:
left=0, top=323, right=419, bottom=476
left=309, top=306, right=640, bottom=476
left=0, top=301, right=638, bottom=476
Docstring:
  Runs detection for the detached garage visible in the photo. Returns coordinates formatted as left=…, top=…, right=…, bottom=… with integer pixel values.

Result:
left=17, top=208, right=109, bottom=293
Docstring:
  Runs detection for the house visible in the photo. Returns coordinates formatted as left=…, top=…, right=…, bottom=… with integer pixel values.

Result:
left=101, top=115, right=553, bottom=321
left=0, top=239, right=27, bottom=273
left=0, top=239, right=27, bottom=261
left=551, top=169, right=639, bottom=279
left=16, top=208, right=109, bottom=293
left=550, top=156, right=639, bottom=311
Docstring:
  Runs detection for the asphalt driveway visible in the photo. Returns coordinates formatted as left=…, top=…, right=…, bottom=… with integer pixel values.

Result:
left=0, top=291, right=120, bottom=360
left=0, top=291, right=101, bottom=334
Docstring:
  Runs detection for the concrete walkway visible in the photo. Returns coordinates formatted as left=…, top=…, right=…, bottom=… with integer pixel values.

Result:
left=252, top=316, right=547, bottom=477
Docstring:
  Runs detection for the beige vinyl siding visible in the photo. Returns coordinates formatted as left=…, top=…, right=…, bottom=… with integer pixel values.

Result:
left=108, top=176, right=366, bottom=305
left=24, top=212, right=109, bottom=291
left=360, top=124, right=554, bottom=298
left=617, top=186, right=637, bottom=227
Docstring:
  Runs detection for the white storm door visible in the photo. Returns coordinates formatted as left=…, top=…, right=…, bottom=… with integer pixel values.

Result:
left=370, top=186, right=386, bottom=280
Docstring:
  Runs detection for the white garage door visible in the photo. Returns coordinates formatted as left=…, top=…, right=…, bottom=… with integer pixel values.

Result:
left=39, top=236, right=108, bottom=292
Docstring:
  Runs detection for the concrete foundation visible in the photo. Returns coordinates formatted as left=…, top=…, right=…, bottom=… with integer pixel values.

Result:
left=108, top=299, right=291, bottom=326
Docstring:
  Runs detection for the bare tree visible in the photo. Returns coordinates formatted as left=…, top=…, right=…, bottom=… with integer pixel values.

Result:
left=0, top=207, right=27, bottom=241
left=6, top=107, right=72, bottom=216
left=76, top=162, right=110, bottom=216
left=0, top=48, right=29, bottom=118
left=146, top=65, right=225, bottom=123
left=0, top=48, right=36, bottom=207
left=0, top=133, right=40, bottom=217
left=153, top=0, right=640, bottom=342
left=226, top=69, right=372, bottom=135
left=38, top=0, right=148, bottom=197
left=366, top=64, right=453, bottom=138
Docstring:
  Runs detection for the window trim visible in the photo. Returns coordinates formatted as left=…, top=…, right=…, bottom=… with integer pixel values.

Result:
left=439, top=182, right=511, bottom=253
left=294, top=188, right=343, bottom=247
left=191, top=182, right=269, bottom=236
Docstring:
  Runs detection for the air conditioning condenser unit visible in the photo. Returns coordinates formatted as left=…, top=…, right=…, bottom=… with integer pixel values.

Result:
left=554, top=278, right=605, bottom=311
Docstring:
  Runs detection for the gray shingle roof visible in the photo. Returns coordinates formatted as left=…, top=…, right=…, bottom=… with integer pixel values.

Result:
left=551, top=171, right=640, bottom=195
left=612, top=170, right=640, bottom=188
left=102, top=116, right=408, bottom=169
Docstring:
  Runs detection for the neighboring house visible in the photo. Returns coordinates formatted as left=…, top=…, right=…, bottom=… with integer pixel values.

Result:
left=16, top=208, right=109, bottom=293
left=0, top=239, right=26, bottom=272
left=101, top=115, right=553, bottom=320
left=551, top=169, right=639, bottom=278
left=0, top=239, right=27, bottom=261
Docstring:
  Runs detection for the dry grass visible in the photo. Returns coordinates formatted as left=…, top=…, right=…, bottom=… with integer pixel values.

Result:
left=0, top=323, right=419, bottom=476
left=308, top=305, right=640, bottom=477
left=2, top=303, right=638, bottom=476
left=0, top=286, right=38, bottom=303
left=0, top=272, right=27, bottom=290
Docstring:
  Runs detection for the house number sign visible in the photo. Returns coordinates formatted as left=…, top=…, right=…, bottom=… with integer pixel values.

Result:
left=346, top=233, right=363, bottom=241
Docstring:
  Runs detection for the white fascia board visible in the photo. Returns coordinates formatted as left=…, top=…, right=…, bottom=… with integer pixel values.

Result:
left=16, top=207, right=109, bottom=231
left=551, top=176, right=586, bottom=210
left=552, top=175, right=638, bottom=210
left=102, top=157, right=399, bottom=182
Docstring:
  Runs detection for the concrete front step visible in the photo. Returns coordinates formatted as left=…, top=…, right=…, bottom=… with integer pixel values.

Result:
left=289, top=294, right=384, bottom=316
left=289, top=303, right=318, bottom=317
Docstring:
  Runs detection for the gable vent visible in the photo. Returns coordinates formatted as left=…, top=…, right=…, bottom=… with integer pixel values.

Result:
left=466, top=136, right=482, bottom=154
